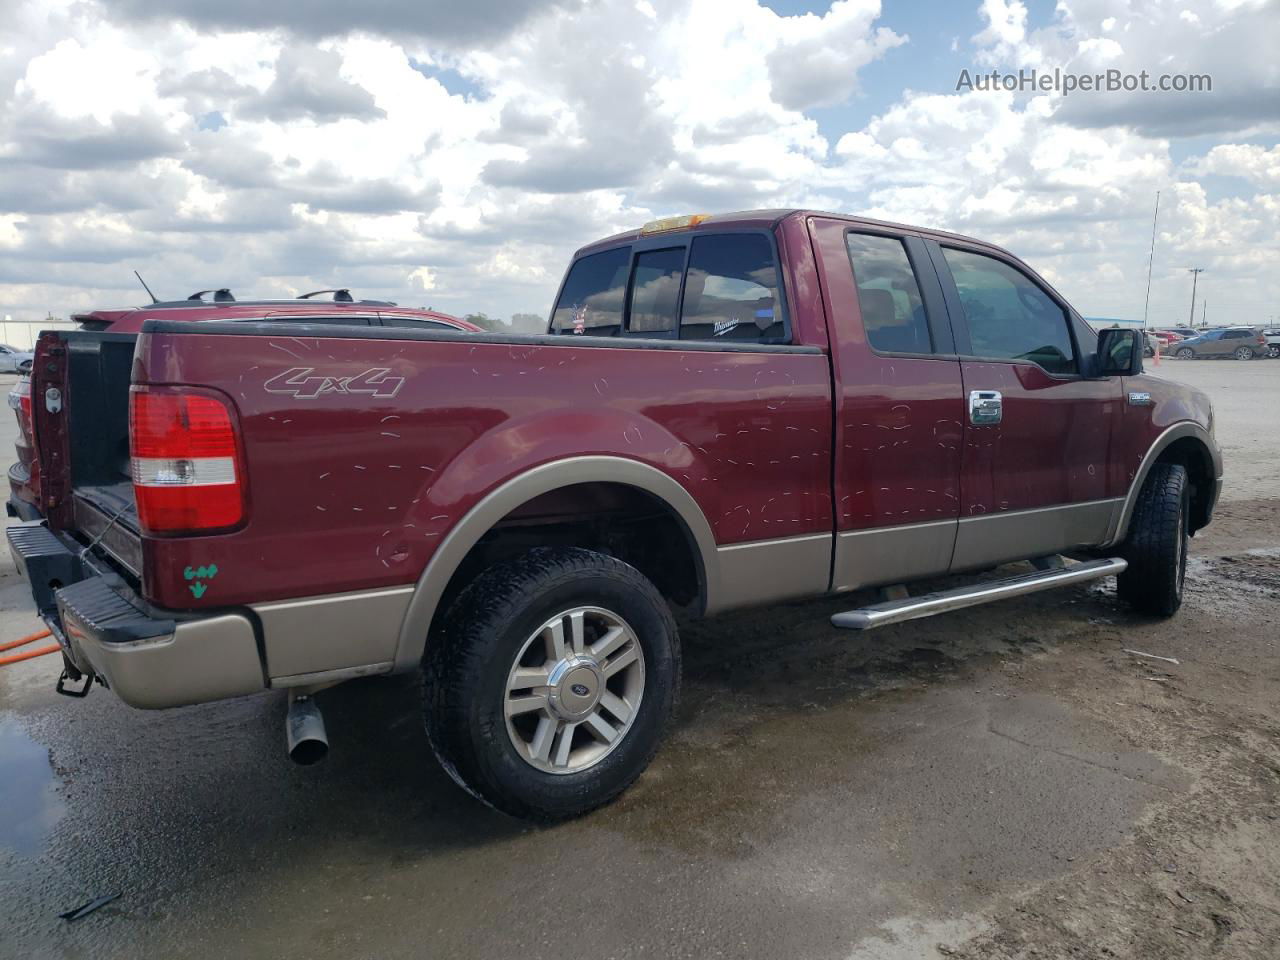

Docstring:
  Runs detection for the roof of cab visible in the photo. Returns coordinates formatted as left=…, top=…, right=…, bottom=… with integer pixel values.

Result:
left=572, top=208, right=1012, bottom=259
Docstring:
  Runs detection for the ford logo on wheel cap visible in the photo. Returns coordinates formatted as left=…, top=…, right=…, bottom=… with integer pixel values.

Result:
left=570, top=683, right=590, bottom=696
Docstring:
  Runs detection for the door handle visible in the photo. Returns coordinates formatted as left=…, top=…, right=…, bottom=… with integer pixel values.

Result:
left=968, top=389, right=1002, bottom=425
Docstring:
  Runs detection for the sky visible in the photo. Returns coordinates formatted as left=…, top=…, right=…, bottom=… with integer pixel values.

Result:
left=0, top=0, right=1278, bottom=329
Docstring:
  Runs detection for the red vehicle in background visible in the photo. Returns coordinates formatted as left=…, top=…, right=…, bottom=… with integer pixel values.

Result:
left=6, top=289, right=476, bottom=522
left=7, top=213, right=1221, bottom=821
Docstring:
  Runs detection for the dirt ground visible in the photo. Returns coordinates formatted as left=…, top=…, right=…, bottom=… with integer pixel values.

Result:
left=0, top=359, right=1276, bottom=960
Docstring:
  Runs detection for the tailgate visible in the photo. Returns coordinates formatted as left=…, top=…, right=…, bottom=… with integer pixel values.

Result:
left=31, top=331, right=142, bottom=576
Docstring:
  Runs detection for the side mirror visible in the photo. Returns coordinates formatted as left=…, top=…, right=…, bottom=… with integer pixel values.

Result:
left=1096, top=328, right=1143, bottom=376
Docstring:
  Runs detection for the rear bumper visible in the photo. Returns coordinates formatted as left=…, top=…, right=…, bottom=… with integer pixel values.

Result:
left=6, top=523, right=264, bottom=709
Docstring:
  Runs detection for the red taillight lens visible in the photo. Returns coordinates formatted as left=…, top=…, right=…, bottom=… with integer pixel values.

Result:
left=9, top=379, right=34, bottom=445
left=129, top=388, right=244, bottom=533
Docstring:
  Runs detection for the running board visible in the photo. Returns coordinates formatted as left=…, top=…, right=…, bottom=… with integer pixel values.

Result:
left=830, top=557, right=1127, bottom=631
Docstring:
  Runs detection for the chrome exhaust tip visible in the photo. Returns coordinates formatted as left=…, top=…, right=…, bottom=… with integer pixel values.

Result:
left=286, top=694, right=328, bottom=765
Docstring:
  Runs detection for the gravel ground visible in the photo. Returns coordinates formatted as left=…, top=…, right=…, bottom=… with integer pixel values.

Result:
left=0, top=358, right=1276, bottom=960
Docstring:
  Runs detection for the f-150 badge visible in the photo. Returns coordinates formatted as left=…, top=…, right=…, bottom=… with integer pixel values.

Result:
left=264, top=367, right=405, bottom=400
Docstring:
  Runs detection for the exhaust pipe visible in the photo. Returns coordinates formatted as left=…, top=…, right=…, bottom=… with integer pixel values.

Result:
left=286, top=693, right=329, bottom=765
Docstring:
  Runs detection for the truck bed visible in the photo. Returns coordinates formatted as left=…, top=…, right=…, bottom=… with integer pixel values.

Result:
left=123, top=318, right=834, bottom=613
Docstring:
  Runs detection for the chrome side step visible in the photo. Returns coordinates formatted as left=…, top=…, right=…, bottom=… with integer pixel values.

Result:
left=830, top=557, right=1127, bottom=631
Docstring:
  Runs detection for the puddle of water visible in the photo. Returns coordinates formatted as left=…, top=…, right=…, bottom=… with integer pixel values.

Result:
left=0, top=715, right=64, bottom=856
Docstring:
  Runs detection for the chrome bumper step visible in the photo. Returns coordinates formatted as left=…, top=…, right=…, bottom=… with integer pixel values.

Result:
left=830, top=557, right=1127, bottom=631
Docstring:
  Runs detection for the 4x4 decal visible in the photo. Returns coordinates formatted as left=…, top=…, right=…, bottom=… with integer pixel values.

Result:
left=263, top=367, right=405, bottom=400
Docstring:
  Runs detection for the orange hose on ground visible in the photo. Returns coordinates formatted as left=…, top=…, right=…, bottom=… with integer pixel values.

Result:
left=0, top=629, right=52, bottom=653
left=0, top=643, right=60, bottom=667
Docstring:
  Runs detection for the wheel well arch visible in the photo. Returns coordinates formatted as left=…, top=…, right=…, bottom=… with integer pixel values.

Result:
left=392, top=457, right=717, bottom=671
left=1154, top=436, right=1216, bottom=532
left=1109, top=423, right=1220, bottom=544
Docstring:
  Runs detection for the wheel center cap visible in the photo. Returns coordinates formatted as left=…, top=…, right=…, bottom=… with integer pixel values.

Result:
left=546, top=658, right=602, bottom=720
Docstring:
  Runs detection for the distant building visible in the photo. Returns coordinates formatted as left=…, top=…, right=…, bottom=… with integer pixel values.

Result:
left=1085, top=317, right=1144, bottom=330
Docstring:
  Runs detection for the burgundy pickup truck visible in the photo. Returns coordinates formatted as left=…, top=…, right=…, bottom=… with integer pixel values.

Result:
left=8, top=210, right=1221, bottom=820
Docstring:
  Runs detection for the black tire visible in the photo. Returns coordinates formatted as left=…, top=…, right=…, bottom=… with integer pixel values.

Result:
left=1117, top=463, right=1189, bottom=617
left=1268, top=345, right=1280, bottom=358
left=423, top=546, right=680, bottom=821
left=1175, top=347, right=1195, bottom=360
left=1234, top=346, right=1255, bottom=361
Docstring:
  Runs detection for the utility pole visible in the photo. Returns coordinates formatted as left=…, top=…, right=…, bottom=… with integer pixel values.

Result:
left=1142, top=191, right=1160, bottom=329
left=1187, top=267, right=1204, bottom=326
left=1201, top=300, right=1206, bottom=327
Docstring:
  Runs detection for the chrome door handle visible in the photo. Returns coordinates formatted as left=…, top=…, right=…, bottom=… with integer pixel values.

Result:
left=968, top=389, right=1002, bottom=425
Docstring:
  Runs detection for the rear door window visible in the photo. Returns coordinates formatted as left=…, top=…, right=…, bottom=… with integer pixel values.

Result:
left=845, top=233, right=932, bottom=354
left=941, top=248, right=1077, bottom=375
left=680, top=234, right=785, bottom=342
left=551, top=247, right=631, bottom=335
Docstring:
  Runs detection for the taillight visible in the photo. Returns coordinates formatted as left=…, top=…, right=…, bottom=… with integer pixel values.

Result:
left=9, top=378, right=34, bottom=445
left=129, top=387, right=244, bottom=534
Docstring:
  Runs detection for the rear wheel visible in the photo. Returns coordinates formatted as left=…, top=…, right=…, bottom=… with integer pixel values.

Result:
left=423, top=547, right=680, bottom=820
left=1234, top=346, right=1255, bottom=360
left=1175, top=347, right=1195, bottom=360
left=1117, top=463, right=1189, bottom=617
left=1268, top=344, right=1280, bottom=358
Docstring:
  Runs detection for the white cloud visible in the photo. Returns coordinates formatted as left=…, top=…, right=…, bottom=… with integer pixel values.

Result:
left=1193, top=143, right=1280, bottom=189
left=0, top=0, right=1276, bottom=331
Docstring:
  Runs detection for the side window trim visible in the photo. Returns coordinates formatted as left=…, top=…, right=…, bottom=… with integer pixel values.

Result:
left=927, top=238, right=1084, bottom=379
left=903, top=234, right=957, bottom=355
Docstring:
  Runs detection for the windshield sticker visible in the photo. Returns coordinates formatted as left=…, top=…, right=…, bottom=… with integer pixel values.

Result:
left=264, top=367, right=405, bottom=400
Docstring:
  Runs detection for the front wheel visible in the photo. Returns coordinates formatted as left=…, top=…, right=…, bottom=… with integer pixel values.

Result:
left=1234, top=346, right=1255, bottom=361
left=1268, top=344, right=1280, bottom=358
left=423, top=547, right=680, bottom=820
left=1117, top=463, right=1189, bottom=617
left=1175, top=347, right=1195, bottom=360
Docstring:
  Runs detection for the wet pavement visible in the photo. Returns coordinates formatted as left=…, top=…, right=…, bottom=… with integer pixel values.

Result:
left=1, top=362, right=1277, bottom=959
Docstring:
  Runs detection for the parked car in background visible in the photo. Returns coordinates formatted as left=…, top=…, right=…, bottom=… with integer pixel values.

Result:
left=6, top=289, right=477, bottom=521
left=7, top=211, right=1221, bottom=820
left=1264, top=328, right=1280, bottom=358
left=1160, top=326, right=1200, bottom=340
left=0, top=344, right=33, bottom=374
left=67, top=287, right=474, bottom=335
left=1173, top=326, right=1269, bottom=360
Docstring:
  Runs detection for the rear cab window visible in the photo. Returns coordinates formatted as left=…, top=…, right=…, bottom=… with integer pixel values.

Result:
left=551, top=231, right=789, bottom=345
left=681, top=234, right=785, bottom=342
left=550, top=247, right=630, bottom=336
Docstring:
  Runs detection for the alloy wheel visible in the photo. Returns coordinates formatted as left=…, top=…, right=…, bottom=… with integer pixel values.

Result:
left=504, top=606, right=645, bottom=775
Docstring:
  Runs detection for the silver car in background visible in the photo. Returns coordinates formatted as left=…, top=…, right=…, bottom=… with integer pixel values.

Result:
left=0, top=344, right=33, bottom=374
